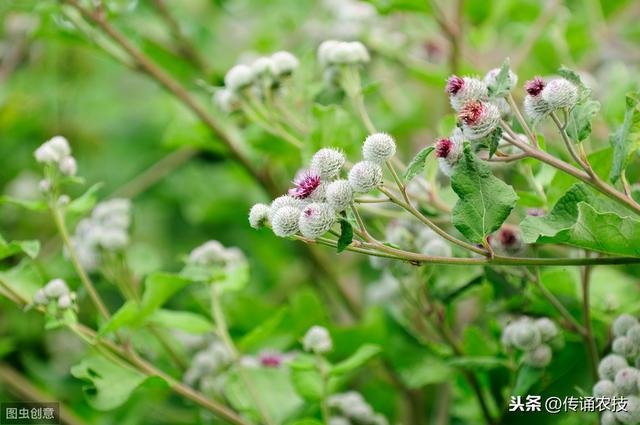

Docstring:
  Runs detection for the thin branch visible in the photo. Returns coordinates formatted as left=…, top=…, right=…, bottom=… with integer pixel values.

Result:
left=581, top=261, right=600, bottom=381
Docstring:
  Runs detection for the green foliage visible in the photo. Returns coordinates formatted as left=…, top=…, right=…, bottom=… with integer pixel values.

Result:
left=0, top=234, right=39, bottom=260
left=336, top=218, right=353, bottom=253
left=403, top=146, right=435, bottom=182
left=451, top=144, right=518, bottom=243
left=609, top=91, right=640, bottom=182
left=521, top=183, right=640, bottom=256
left=487, top=58, right=512, bottom=98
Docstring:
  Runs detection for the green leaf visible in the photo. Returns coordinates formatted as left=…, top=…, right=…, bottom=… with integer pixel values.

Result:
left=330, top=344, right=381, bottom=376
left=487, top=58, right=512, bottom=98
left=147, top=309, right=213, bottom=334
left=66, top=183, right=103, bottom=215
left=521, top=183, right=640, bottom=256
left=403, top=146, right=435, bottom=182
left=512, top=365, right=544, bottom=396
left=238, top=307, right=289, bottom=352
left=609, top=91, right=640, bottom=183
left=0, top=260, right=43, bottom=302
left=336, top=219, right=353, bottom=253
left=566, top=100, right=600, bottom=143
left=487, top=127, right=503, bottom=159
left=224, top=366, right=303, bottom=423
left=447, top=356, right=509, bottom=370
left=289, top=355, right=324, bottom=402
left=70, top=354, right=157, bottom=410
left=139, top=272, right=193, bottom=317
left=0, top=196, right=47, bottom=211
left=451, top=144, right=518, bottom=243
left=98, top=300, right=140, bottom=336
left=0, top=235, right=40, bottom=260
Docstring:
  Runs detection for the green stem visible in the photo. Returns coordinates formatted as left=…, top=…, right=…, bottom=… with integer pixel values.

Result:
left=316, top=353, right=331, bottom=425
left=211, top=286, right=275, bottom=425
left=581, top=262, right=600, bottom=381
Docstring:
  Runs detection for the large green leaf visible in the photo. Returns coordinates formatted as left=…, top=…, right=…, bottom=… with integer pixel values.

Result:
left=330, top=344, right=381, bottom=376
left=0, top=234, right=40, bottom=260
left=565, top=100, right=600, bottom=143
left=403, top=146, right=435, bottom=182
left=609, top=91, right=640, bottom=183
left=70, top=354, right=161, bottom=411
left=289, top=354, right=324, bottom=402
left=521, top=183, right=640, bottom=256
left=146, top=309, right=213, bottom=334
left=451, top=145, right=518, bottom=243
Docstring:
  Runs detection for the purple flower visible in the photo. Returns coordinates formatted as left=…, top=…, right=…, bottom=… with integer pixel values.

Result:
left=458, top=100, right=484, bottom=126
left=435, top=138, right=454, bottom=158
left=289, top=170, right=321, bottom=199
left=525, top=77, right=545, bottom=97
left=445, top=75, right=464, bottom=95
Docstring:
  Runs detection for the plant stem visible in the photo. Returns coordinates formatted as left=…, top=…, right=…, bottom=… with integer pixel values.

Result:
left=342, top=66, right=376, bottom=133
left=211, top=286, right=275, bottom=425
left=50, top=201, right=111, bottom=321
left=531, top=268, right=585, bottom=334
left=581, top=262, right=600, bottom=381
left=316, top=353, right=331, bottom=425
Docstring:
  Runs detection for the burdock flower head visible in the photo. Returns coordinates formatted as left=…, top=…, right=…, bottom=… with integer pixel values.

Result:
left=299, top=202, right=335, bottom=239
left=362, top=132, right=396, bottom=164
left=541, top=78, right=579, bottom=111
left=289, top=169, right=322, bottom=199
left=348, top=161, right=383, bottom=193
left=248, top=203, right=270, bottom=229
left=524, top=77, right=552, bottom=122
left=311, top=148, right=345, bottom=179
left=435, top=129, right=464, bottom=177
left=445, top=75, right=488, bottom=111
left=318, top=40, right=370, bottom=66
left=224, top=64, right=255, bottom=92
left=458, top=100, right=500, bottom=140
left=484, top=67, right=518, bottom=92
left=34, top=136, right=78, bottom=177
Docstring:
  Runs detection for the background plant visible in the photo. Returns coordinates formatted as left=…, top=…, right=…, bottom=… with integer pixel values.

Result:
left=1, top=1, right=640, bottom=425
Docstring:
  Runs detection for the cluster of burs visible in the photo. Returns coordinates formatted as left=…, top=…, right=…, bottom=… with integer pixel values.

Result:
left=501, top=316, right=563, bottom=368
left=248, top=133, right=396, bottom=240
left=594, top=315, right=640, bottom=425
left=32, top=278, right=76, bottom=312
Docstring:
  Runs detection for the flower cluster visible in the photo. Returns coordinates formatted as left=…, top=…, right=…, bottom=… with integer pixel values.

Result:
left=215, top=50, right=300, bottom=113
left=70, top=198, right=132, bottom=271
left=250, top=133, right=393, bottom=240
left=594, top=315, right=640, bottom=425
left=33, top=136, right=78, bottom=188
left=501, top=316, right=561, bottom=368
left=187, top=240, right=245, bottom=269
left=33, top=278, right=76, bottom=311
left=317, top=40, right=370, bottom=67
left=328, top=392, right=388, bottom=425
left=183, top=338, right=232, bottom=395
left=523, top=76, right=578, bottom=122
left=302, top=325, right=333, bottom=354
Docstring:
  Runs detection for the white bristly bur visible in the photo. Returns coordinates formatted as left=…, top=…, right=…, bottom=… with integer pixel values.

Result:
left=270, top=51, right=299, bottom=76
left=311, top=148, right=345, bottom=179
left=43, top=278, right=69, bottom=298
left=213, top=88, right=240, bottom=114
left=57, top=293, right=73, bottom=309
left=272, top=206, right=301, bottom=237
left=541, top=78, right=579, bottom=111
left=362, top=133, right=396, bottom=164
left=592, top=380, right=617, bottom=398
left=534, top=318, right=558, bottom=342
left=348, top=161, right=383, bottom=193
left=298, top=203, right=335, bottom=239
left=318, top=40, right=369, bottom=66
left=251, top=56, right=275, bottom=77
left=524, top=344, right=552, bottom=368
left=302, top=325, right=333, bottom=353
left=446, top=75, right=489, bottom=111
left=613, top=314, right=638, bottom=337
left=614, top=367, right=639, bottom=395
left=598, top=354, right=628, bottom=381
left=326, top=180, right=354, bottom=212
left=224, top=64, right=255, bottom=92
left=615, top=395, right=640, bottom=424
left=248, top=203, right=270, bottom=229
left=268, top=195, right=304, bottom=222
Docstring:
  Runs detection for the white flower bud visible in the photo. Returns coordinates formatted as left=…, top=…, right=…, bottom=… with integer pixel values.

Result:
left=627, top=324, right=640, bottom=346
left=599, top=354, right=629, bottom=381
left=47, top=136, right=71, bottom=158
left=97, top=228, right=129, bottom=250
left=614, top=315, right=639, bottom=337
left=524, top=95, right=552, bottom=122
left=523, top=344, right=552, bottom=368
left=270, top=51, right=299, bottom=76
left=302, top=325, right=332, bottom=353
left=38, top=179, right=51, bottom=193
left=325, top=41, right=370, bottom=65
left=309, top=182, right=329, bottom=202
left=251, top=57, right=275, bottom=77
left=602, top=411, right=620, bottom=425
left=348, top=161, right=383, bottom=193
left=57, top=293, right=73, bottom=309
left=34, top=144, right=60, bottom=164
left=613, top=336, right=638, bottom=359
left=59, top=156, right=77, bottom=176
left=318, top=40, right=340, bottom=67
left=188, top=240, right=226, bottom=265
left=311, top=148, right=345, bottom=179
left=484, top=67, right=518, bottom=93
left=614, top=367, right=639, bottom=395
left=534, top=318, right=558, bottom=342
left=43, top=278, right=69, bottom=298
left=325, top=180, right=354, bottom=212
left=249, top=203, right=270, bottom=229
left=271, top=206, right=300, bottom=237
left=616, top=395, right=640, bottom=425
left=593, top=380, right=618, bottom=398
left=541, top=78, right=579, bottom=111
left=213, top=88, right=240, bottom=114
left=459, top=101, right=501, bottom=140
left=268, top=195, right=304, bottom=222
left=511, top=320, right=541, bottom=351
left=224, top=64, right=254, bottom=92
left=362, top=133, right=396, bottom=164
left=299, top=203, right=335, bottom=239
left=57, top=195, right=70, bottom=206
left=446, top=76, right=489, bottom=111
left=33, top=289, right=48, bottom=305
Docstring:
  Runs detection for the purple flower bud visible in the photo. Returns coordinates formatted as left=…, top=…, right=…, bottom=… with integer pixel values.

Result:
left=525, top=77, right=545, bottom=97
left=445, top=75, right=464, bottom=95
left=435, top=138, right=454, bottom=159
left=289, top=170, right=321, bottom=200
